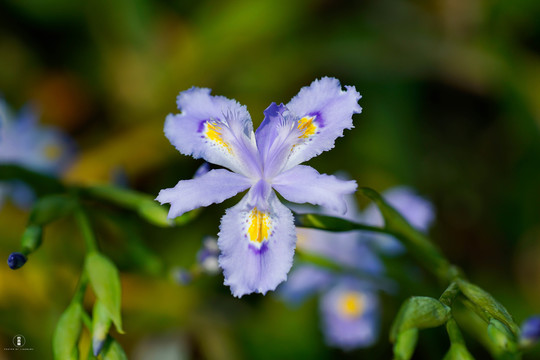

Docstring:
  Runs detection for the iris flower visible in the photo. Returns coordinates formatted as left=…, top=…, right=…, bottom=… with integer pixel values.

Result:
left=157, top=77, right=361, bottom=297
left=0, top=99, right=74, bottom=208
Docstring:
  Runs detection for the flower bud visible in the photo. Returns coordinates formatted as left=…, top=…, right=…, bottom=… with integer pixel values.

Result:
left=7, top=252, right=27, bottom=270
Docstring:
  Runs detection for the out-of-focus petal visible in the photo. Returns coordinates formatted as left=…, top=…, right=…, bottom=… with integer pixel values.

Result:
left=278, top=265, right=333, bottom=305
left=273, top=165, right=357, bottom=214
left=296, top=227, right=384, bottom=274
left=362, top=186, right=435, bottom=254
left=156, top=169, right=251, bottom=219
left=320, top=280, right=380, bottom=350
left=164, top=87, right=260, bottom=177
left=283, top=77, right=361, bottom=170
left=218, top=191, right=296, bottom=297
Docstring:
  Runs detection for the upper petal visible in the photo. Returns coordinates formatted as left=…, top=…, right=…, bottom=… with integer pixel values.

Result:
left=156, top=169, right=251, bottom=219
left=164, top=88, right=261, bottom=178
left=284, top=77, right=361, bottom=170
left=255, top=103, right=304, bottom=177
left=272, top=165, right=357, bottom=214
left=218, top=190, right=296, bottom=297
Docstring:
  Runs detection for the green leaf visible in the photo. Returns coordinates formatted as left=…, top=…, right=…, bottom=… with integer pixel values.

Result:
left=85, top=252, right=124, bottom=333
left=101, top=336, right=128, bottom=360
left=29, top=194, right=77, bottom=226
left=457, top=279, right=519, bottom=337
left=390, top=296, right=451, bottom=342
left=92, top=299, right=112, bottom=356
left=53, top=302, right=82, bottom=360
left=393, top=328, right=418, bottom=360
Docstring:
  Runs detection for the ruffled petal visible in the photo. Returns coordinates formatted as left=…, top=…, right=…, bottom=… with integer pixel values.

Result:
left=156, top=169, right=251, bottom=219
left=278, top=265, right=333, bottom=305
left=283, top=77, right=361, bottom=170
left=320, top=279, right=380, bottom=350
left=218, top=191, right=296, bottom=297
left=164, top=87, right=261, bottom=177
left=362, top=186, right=435, bottom=254
left=272, top=165, right=357, bottom=214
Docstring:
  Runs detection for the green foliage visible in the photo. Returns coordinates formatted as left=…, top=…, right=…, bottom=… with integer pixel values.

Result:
left=393, top=328, right=418, bottom=360
left=92, top=299, right=113, bottom=356
left=53, top=302, right=82, bottom=360
left=85, top=252, right=124, bottom=333
left=457, top=279, right=519, bottom=337
left=28, top=194, right=77, bottom=226
left=20, top=224, right=42, bottom=255
left=390, top=296, right=451, bottom=342
left=101, top=336, right=128, bottom=360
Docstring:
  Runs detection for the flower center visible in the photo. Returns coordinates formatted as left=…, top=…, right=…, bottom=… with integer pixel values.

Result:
left=297, top=116, right=317, bottom=139
left=337, top=291, right=366, bottom=319
left=204, top=120, right=232, bottom=153
left=247, top=207, right=271, bottom=244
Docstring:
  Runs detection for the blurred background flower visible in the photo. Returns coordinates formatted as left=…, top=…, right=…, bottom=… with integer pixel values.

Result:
left=1, top=0, right=540, bottom=359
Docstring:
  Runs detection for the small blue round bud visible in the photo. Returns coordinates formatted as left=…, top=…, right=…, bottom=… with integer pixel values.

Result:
left=520, top=315, right=540, bottom=347
left=173, top=268, right=192, bottom=285
left=7, top=252, right=27, bottom=270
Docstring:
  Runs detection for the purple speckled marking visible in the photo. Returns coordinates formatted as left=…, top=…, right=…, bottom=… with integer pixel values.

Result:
left=197, top=119, right=208, bottom=133
left=308, top=111, right=324, bottom=127
left=249, top=242, right=268, bottom=255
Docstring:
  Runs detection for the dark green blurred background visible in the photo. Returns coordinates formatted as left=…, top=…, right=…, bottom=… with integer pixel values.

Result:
left=1, top=0, right=540, bottom=359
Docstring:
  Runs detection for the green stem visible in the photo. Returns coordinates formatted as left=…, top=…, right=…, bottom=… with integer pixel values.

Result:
left=294, top=212, right=391, bottom=234
left=0, top=164, right=65, bottom=195
left=72, top=271, right=89, bottom=305
left=439, top=282, right=460, bottom=307
left=74, top=207, right=98, bottom=253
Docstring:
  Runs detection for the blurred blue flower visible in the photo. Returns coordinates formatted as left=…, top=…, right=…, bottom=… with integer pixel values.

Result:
left=280, top=192, right=384, bottom=349
left=520, top=315, right=540, bottom=347
left=196, top=236, right=220, bottom=275
left=157, top=78, right=360, bottom=297
left=362, top=186, right=435, bottom=255
left=279, top=186, right=434, bottom=350
left=0, top=98, right=75, bottom=208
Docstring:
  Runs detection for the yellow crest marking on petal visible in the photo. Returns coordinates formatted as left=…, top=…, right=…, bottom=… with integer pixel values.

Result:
left=338, top=291, right=366, bottom=319
left=205, top=121, right=232, bottom=153
left=248, top=207, right=271, bottom=244
left=297, top=116, right=317, bottom=139
left=44, top=144, right=62, bottom=160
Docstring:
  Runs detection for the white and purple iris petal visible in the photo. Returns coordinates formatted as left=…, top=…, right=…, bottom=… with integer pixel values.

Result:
left=157, top=77, right=361, bottom=297
left=362, top=186, right=435, bottom=255
left=320, top=280, right=379, bottom=350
